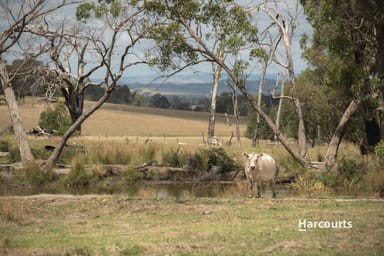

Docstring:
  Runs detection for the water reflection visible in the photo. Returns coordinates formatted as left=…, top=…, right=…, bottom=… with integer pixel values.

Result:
left=1, top=180, right=293, bottom=199
left=125, top=182, right=293, bottom=200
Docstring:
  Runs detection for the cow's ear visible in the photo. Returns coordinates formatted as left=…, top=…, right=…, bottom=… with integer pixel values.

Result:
left=242, top=152, right=249, bottom=158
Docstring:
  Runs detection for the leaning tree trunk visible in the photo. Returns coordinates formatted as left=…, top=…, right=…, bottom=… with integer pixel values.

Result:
left=0, top=58, right=34, bottom=165
left=324, top=99, right=360, bottom=168
left=44, top=90, right=112, bottom=172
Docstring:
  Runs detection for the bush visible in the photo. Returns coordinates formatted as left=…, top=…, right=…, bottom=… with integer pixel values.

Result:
left=336, top=157, right=367, bottom=188
left=24, top=162, right=55, bottom=186
left=162, top=147, right=188, bottom=168
left=0, top=135, right=20, bottom=163
left=123, top=166, right=143, bottom=187
left=375, top=141, right=384, bottom=158
left=66, top=156, right=90, bottom=187
left=290, top=172, right=326, bottom=193
left=205, top=147, right=242, bottom=173
left=188, top=150, right=209, bottom=171
left=138, top=143, right=156, bottom=163
left=39, top=103, right=71, bottom=135
left=332, top=156, right=384, bottom=196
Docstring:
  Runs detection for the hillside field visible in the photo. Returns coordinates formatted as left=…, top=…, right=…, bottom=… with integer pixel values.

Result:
left=0, top=100, right=246, bottom=140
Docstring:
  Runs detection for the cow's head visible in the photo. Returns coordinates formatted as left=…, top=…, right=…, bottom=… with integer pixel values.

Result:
left=243, top=152, right=263, bottom=170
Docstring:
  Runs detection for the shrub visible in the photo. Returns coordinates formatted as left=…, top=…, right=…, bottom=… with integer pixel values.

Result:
left=162, top=147, right=188, bottom=168
left=66, top=156, right=90, bottom=187
left=188, top=150, right=209, bottom=171
left=336, top=157, right=367, bottom=188
left=123, top=166, right=143, bottom=187
left=290, top=170, right=327, bottom=193
left=61, top=143, right=88, bottom=165
left=138, top=143, right=156, bottom=163
left=24, top=162, right=55, bottom=186
left=362, top=167, right=384, bottom=197
left=0, top=135, right=20, bottom=163
left=205, top=147, right=242, bottom=173
left=375, top=141, right=384, bottom=158
left=39, top=103, right=71, bottom=135
left=0, top=136, right=9, bottom=151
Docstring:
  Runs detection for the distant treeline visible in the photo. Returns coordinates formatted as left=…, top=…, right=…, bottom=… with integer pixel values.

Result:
left=84, top=85, right=279, bottom=115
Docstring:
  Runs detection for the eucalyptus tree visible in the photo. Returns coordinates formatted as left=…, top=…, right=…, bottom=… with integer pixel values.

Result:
left=145, top=0, right=254, bottom=145
left=258, top=0, right=310, bottom=161
left=144, top=0, right=310, bottom=166
left=0, top=0, right=74, bottom=165
left=40, top=21, right=104, bottom=134
left=43, top=0, right=154, bottom=171
left=300, top=0, right=384, bottom=165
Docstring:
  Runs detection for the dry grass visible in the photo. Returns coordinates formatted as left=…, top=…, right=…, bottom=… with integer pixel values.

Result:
left=0, top=197, right=25, bottom=223
left=0, top=100, right=245, bottom=137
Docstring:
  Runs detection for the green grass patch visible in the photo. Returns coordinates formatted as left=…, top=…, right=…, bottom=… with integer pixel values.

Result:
left=0, top=196, right=382, bottom=255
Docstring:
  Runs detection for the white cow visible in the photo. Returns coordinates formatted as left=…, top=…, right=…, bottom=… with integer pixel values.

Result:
left=243, top=152, right=277, bottom=198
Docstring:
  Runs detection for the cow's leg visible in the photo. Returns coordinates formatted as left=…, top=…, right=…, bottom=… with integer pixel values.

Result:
left=248, top=180, right=254, bottom=198
left=270, top=180, right=276, bottom=198
left=256, top=181, right=262, bottom=198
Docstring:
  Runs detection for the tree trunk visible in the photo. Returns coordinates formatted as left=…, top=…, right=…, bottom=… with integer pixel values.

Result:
left=378, top=91, right=384, bottom=139
left=283, top=26, right=310, bottom=161
left=207, top=64, right=221, bottom=144
left=232, top=85, right=241, bottom=147
left=374, top=22, right=384, bottom=139
left=0, top=58, right=34, bottom=165
left=252, top=64, right=266, bottom=147
left=275, top=76, right=285, bottom=142
left=62, top=84, right=85, bottom=135
left=44, top=90, right=111, bottom=172
left=324, top=99, right=360, bottom=167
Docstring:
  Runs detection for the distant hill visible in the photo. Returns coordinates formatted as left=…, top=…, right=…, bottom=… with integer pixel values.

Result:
left=94, top=73, right=280, bottom=99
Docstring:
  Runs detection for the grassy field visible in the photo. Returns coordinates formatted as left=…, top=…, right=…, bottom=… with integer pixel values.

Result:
left=0, top=100, right=246, bottom=137
left=0, top=196, right=383, bottom=255
left=1, top=99, right=384, bottom=255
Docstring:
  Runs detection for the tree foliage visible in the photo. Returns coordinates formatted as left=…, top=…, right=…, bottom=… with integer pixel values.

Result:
left=144, top=0, right=259, bottom=74
left=300, top=0, right=384, bottom=165
left=39, top=103, right=72, bottom=135
left=301, top=0, right=384, bottom=105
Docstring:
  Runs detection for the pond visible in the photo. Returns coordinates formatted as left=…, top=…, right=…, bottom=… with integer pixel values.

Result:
left=4, top=181, right=294, bottom=200
left=124, top=182, right=294, bottom=200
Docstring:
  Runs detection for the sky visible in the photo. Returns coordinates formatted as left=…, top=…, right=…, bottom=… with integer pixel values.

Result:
left=122, top=0, right=313, bottom=79
left=1, top=0, right=313, bottom=80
